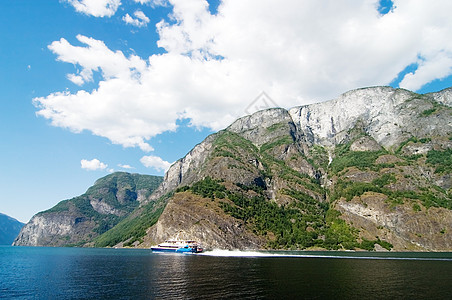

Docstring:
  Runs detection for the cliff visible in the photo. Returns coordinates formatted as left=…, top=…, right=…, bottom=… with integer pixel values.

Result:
left=13, top=172, right=162, bottom=247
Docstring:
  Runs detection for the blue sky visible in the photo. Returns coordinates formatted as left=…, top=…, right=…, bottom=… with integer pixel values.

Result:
left=1, top=0, right=452, bottom=223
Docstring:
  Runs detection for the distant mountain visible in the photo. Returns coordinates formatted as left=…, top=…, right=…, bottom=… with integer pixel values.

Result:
left=14, top=172, right=163, bottom=247
left=15, top=86, right=452, bottom=251
left=0, top=213, right=24, bottom=245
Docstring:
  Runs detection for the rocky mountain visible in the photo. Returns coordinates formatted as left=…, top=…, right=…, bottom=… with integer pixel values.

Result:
left=0, top=213, right=24, bottom=245
left=13, top=172, right=163, bottom=247
left=15, top=86, right=452, bottom=251
left=136, top=86, right=451, bottom=251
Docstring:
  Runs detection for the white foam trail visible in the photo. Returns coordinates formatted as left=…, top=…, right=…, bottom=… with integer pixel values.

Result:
left=199, top=249, right=278, bottom=257
left=199, top=249, right=452, bottom=261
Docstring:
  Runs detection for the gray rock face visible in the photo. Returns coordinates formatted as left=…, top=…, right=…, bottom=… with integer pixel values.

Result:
left=289, top=86, right=451, bottom=149
left=148, top=134, right=217, bottom=202
left=350, top=136, right=382, bottom=152
left=429, top=87, right=452, bottom=106
left=289, top=87, right=411, bottom=148
left=144, top=192, right=265, bottom=250
left=89, top=198, right=122, bottom=216
left=13, top=212, right=95, bottom=247
left=227, top=108, right=296, bottom=146
left=336, top=194, right=452, bottom=251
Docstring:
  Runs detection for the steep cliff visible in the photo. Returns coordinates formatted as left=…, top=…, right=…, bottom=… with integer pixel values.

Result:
left=13, top=172, right=162, bottom=246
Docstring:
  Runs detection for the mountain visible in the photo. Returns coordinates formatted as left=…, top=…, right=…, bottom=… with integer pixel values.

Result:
left=138, top=86, right=452, bottom=251
left=13, top=172, right=163, bottom=247
left=0, top=213, right=24, bottom=245
left=15, top=86, right=452, bottom=251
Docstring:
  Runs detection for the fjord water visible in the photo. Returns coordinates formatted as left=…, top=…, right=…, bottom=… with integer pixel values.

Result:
left=1, top=246, right=452, bottom=299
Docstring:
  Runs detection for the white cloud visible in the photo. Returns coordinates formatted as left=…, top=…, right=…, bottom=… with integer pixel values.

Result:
left=123, top=10, right=150, bottom=27
left=399, top=52, right=452, bottom=91
left=140, top=155, right=172, bottom=172
left=81, top=158, right=108, bottom=171
left=118, top=164, right=134, bottom=169
left=36, top=0, right=452, bottom=152
left=65, top=0, right=121, bottom=17
left=133, top=0, right=168, bottom=6
left=34, top=35, right=155, bottom=151
left=67, top=73, right=85, bottom=86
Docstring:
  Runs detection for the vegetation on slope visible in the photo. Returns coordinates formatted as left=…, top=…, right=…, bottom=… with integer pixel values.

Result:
left=41, top=172, right=163, bottom=244
left=176, top=176, right=392, bottom=251
left=185, top=121, right=451, bottom=250
left=94, top=193, right=170, bottom=247
left=193, top=130, right=399, bottom=250
left=427, top=149, right=452, bottom=174
left=106, top=94, right=450, bottom=250
left=329, top=135, right=452, bottom=210
left=101, top=130, right=448, bottom=250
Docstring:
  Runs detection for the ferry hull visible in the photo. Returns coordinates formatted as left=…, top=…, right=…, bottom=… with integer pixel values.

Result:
left=150, top=240, right=203, bottom=253
left=151, top=247, right=202, bottom=253
left=150, top=247, right=178, bottom=253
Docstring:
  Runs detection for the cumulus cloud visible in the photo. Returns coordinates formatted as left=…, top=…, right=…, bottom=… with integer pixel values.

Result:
left=81, top=158, right=108, bottom=171
left=34, top=34, right=156, bottom=151
left=123, top=10, right=150, bottom=27
left=399, top=52, right=452, bottom=91
left=133, top=0, right=168, bottom=6
left=140, top=155, right=172, bottom=172
left=36, top=0, right=452, bottom=152
left=65, top=0, right=121, bottom=17
left=118, top=164, right=134, bottom=169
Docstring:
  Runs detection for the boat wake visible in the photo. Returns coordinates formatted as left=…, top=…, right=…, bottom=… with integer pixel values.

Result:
left=199, top=249, right=279, bottom=257
left=199, top=249, right=452, bottom=261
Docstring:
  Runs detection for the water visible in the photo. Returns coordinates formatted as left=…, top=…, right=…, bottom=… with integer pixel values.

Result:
left=1, top=246, right=452, bottom=299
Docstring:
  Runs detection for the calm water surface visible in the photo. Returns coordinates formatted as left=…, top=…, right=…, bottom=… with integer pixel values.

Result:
left=1, top=246, right=452, bottom=299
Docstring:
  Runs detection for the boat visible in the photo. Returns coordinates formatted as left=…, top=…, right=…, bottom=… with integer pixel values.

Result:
left=151, top=240, right=203, bottom=253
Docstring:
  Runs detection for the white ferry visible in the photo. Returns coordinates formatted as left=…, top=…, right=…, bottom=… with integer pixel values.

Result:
left=151, top=240, right=203, bottom=253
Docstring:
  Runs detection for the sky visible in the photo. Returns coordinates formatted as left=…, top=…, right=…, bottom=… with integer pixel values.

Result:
left=1, top=0, right=452, bottom=223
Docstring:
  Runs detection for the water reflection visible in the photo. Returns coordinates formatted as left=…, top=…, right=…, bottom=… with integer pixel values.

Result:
left=1, top=247, right=452, bottom=299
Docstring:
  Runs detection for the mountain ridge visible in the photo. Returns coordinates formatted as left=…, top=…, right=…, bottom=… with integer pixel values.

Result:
left=13, top=172, right=163, bottom=247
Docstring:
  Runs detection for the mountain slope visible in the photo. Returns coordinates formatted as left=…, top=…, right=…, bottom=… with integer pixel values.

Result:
left=133, top=86, right=451, bottom=250
left=13, top=172, right=163, bottom=247
left=0, top=213, right=24, bottom=245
